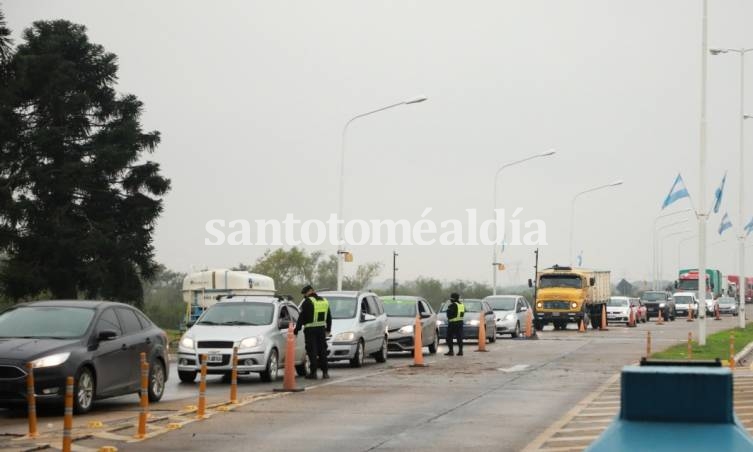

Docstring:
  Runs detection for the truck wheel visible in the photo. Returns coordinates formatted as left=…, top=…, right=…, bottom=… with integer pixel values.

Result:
left=534, top=320, right=544, bottom=331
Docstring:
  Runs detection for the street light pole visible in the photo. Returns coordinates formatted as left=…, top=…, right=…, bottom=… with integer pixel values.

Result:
left=710, top=47, right=753, bottom=329
left=491, top=150, right=556, bottom=295
left=392, top=250, right=398, bottom=298
left=698, top=0, right=709, bottom=345
left=569, top=180, right=623, bottom=266
left=652, top=209, right=693, bottom=290
left=337, top=96, right=428, bottom=291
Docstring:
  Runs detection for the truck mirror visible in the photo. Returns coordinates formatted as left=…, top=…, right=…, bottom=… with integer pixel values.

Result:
left=528, top=279, right=533, bottom=288
left=589, top=277, right=595, bottom=286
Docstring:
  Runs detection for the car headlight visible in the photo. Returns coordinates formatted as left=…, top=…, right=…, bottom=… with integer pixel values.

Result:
left=240, top=336, right=263, bottom=348
left=571, top=302, right=577, bottom=309
left=333, top=331, right=355, bottom=342
left=504, top=313, right=515, bottom=321
left=659, top=303, right=666, bottom=308
left=468, top=319, right=480, bottom=326
left=436, top=320, right=444, bottom=326
left=31, top=352, right=70, bottom=369
left=536, top=302, right=542, bottom=309
left=398, top=325, right=413, bottom=334
left=180, top=336, right=195, bottom=350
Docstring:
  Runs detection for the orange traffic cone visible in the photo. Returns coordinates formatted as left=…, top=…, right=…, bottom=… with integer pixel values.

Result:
left=410, top=315, right=427, bottom=367
left=578, top=317, right=586, bottom=333
left=599, top=304, right=609, bottom=331
left=476, top=312, right=488, bottom=352
left=687, top=304, right=694, bottom=322
left=628, top=306, right=636, bottom=328
left=525, top=310, right=534, bottom=338
left=657, top=308, right=664, bottom=325
left=274, top=323, right=304, bottom=393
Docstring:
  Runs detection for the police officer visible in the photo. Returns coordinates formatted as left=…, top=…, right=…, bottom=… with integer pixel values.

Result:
left=294, top=285, right=332, bottom=379
left=445, top=293, right=464, bottom=356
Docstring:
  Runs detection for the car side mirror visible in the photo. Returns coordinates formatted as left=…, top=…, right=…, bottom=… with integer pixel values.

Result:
left=528, top=279, right=533, bottom=288
left=187, top=320, right=196, bottom=328
left=520, top=306, right=528, bottom=312
left=420, top=312, right=431, bottom=319
left=97, top=330, right=118, bottom=341
left=279, top=319, right=290, bottom=330
left=362, top=313, right=376, bottom=322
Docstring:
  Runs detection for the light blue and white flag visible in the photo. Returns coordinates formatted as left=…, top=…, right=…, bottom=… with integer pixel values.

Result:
left=661, top=173, right=690, bottom=210
left=577, top=251, right=583, bottom=267
left=713, top=172, right=727, bottom=214
left=745, top=217, right=753, bottom=237
left=719, top=212, right=733, bottom=235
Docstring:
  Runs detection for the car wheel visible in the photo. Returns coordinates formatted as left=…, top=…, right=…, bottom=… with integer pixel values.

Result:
left=295, top=353, right=310, bottom=377
left=374, top=337, right=387, bottom=363
left=260, top=349, right=279, bottom=382
left=511, top=322, right=520, bottom=338
left=148, top=358, right=166, bottom=402
left=428, top=331, right=438, bottom=354
left=350, top=340, right=365, bottom=368
left=178, top=370, right=196, bottom=383
left=73, top=366, right=95, bottom=414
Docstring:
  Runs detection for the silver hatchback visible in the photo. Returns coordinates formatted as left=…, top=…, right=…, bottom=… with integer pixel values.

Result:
left=177, top=296, right=308, bottom=383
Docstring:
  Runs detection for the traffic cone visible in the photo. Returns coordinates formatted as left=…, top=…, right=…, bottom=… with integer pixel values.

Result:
left=411, top=315, right=427, bottom=367
left=657, top=308, right=664, bottom=325
left=578, top=318, right=586, bottom=333
left=715, top=303, right=722, bottom=321
left=274, top=323, right=304, bottom=392
left=628, top=306, right=636, bottom=328
left=525, top=310, right=534, bottom=338
left=687, top=304, right=694, bottom=322
left=476, top=312, right=488, bottom=352
left=599, top=304, right=609, bottom=331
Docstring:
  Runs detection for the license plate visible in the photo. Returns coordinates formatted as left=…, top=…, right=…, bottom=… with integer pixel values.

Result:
left=551, top=312, right=560, bottom=317
left=207, top=354, right=223, bottom=363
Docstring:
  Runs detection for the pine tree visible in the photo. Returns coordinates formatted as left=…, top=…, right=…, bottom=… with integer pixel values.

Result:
left=0, top=18, right=170, bottom=307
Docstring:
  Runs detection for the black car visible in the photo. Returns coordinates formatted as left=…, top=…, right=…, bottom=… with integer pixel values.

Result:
left=0, top=300, right=169, bottom=413
left=639, top=291, right=676, bottom=321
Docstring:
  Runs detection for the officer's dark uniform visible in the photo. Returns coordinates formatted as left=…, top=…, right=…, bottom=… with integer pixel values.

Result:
left=294, top=285, right=332, bottom=379
left=445, top=293, right=465, bottom=356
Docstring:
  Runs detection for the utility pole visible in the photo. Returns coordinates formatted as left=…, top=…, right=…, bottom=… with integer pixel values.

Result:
left=392, top=250, right=398, bottom=298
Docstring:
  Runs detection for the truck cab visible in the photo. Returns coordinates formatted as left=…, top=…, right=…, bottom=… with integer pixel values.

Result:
left=532, top=265, right=610, bottom=331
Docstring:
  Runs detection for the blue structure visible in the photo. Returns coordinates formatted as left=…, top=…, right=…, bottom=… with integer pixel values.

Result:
left=587, top=362, right=753, bottom=451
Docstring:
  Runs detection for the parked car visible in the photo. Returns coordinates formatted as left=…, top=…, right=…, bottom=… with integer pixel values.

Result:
left=717, top=296, right=739, bottom=316
left=673, top=292, right=699, bottom=318
left=640, top=291, right=676, bottom=321
left=705, top=297, right=719, bottom=316
left=318, top=291, right=388, bottom=368
left=0, top=300, right=169, bottom=413
left=437, top=299, right=496, bottom=343
left=606, top=296, right=639, bottom=325
left=178, top=296, right=309, bottom=383
left=482, top=295, right=531, bottom=338
left=382, top=296, right=438, bottom=354
left=631, top=298, right=647, bottom=323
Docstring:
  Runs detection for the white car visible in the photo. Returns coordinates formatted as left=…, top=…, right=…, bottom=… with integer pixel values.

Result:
left=178, top=296, right=309, bottom=383
left=483, top=295, right=531, bottom=338
left=673, top=292, right=699, bottom=318
left=606, top=296, right=637, bottom=324
left=706, top=298, right=718, bottom=316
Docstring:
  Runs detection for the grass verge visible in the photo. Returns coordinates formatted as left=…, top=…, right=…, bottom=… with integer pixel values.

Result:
left=651, top=322, right=753, bottom=361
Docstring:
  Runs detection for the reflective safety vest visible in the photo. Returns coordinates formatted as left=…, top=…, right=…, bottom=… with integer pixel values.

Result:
left=305, top=297, right=329, bottom=328
left=449, top=302, right=465, bottom=322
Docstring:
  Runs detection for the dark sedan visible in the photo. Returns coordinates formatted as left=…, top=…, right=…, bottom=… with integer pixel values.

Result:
left=383, top=296, right=439, bottom=354
left=0, top=300, right=169, bottom=413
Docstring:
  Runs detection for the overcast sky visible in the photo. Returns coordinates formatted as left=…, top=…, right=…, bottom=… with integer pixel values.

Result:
left=4, top=1, right=753, bottom=286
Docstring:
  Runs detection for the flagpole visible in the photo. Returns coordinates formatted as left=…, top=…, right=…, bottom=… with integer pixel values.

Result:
left=698, top=0, right=709, bottom=346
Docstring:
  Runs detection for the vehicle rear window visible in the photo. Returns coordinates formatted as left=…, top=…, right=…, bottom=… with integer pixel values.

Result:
left=0, top=306, right=95, bottom=339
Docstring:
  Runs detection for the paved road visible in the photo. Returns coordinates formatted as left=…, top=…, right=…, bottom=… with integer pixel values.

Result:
left=2, top=310, right=748, bottom=451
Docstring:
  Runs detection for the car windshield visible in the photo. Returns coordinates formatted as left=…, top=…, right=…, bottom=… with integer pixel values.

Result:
left=719, top=298, right=736, bottom=305
left=675, top=296, right=694, bottom=304
left=607, top=298, right=628, bottom=307
left=440, top=300, right=483, bottom=313
left=485, top=297, right=516, bottom=310
left=641, top=292, right=666, bottom=301
left=198, top=302, right=274, bottom=326
left=382, top=299, right=417, bottom=317
left=0, top=306, right=95, bottom=339
left=325, top=296, right=358, bottom=319
left=539, top=275, right=582, bottom=289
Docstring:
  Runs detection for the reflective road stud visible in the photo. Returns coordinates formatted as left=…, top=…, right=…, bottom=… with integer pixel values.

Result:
left=197, top=354, right=207, bottom=419
left=411, top=315, right=427, bottom=367
left=63, top=376, right=73, bottom=452
left=26, top=362, right=37, bottom=438
left=230, top=347, right=239, bottom=403
left=136, top=352, right=148, bottom=439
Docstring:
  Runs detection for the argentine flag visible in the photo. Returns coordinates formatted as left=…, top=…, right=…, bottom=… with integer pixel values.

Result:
left=577, top=251, right=583, bottom=267
left=719, top=212, right=733, bottom=235
left=745, top=217, right=753, bottom=237
left=713, top=171, right=727, bottom=214
left=661, top=173, right=690, bottom=210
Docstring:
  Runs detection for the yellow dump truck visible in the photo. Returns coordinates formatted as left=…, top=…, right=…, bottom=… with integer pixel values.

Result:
left=532, top=265, right=611, bottom=330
